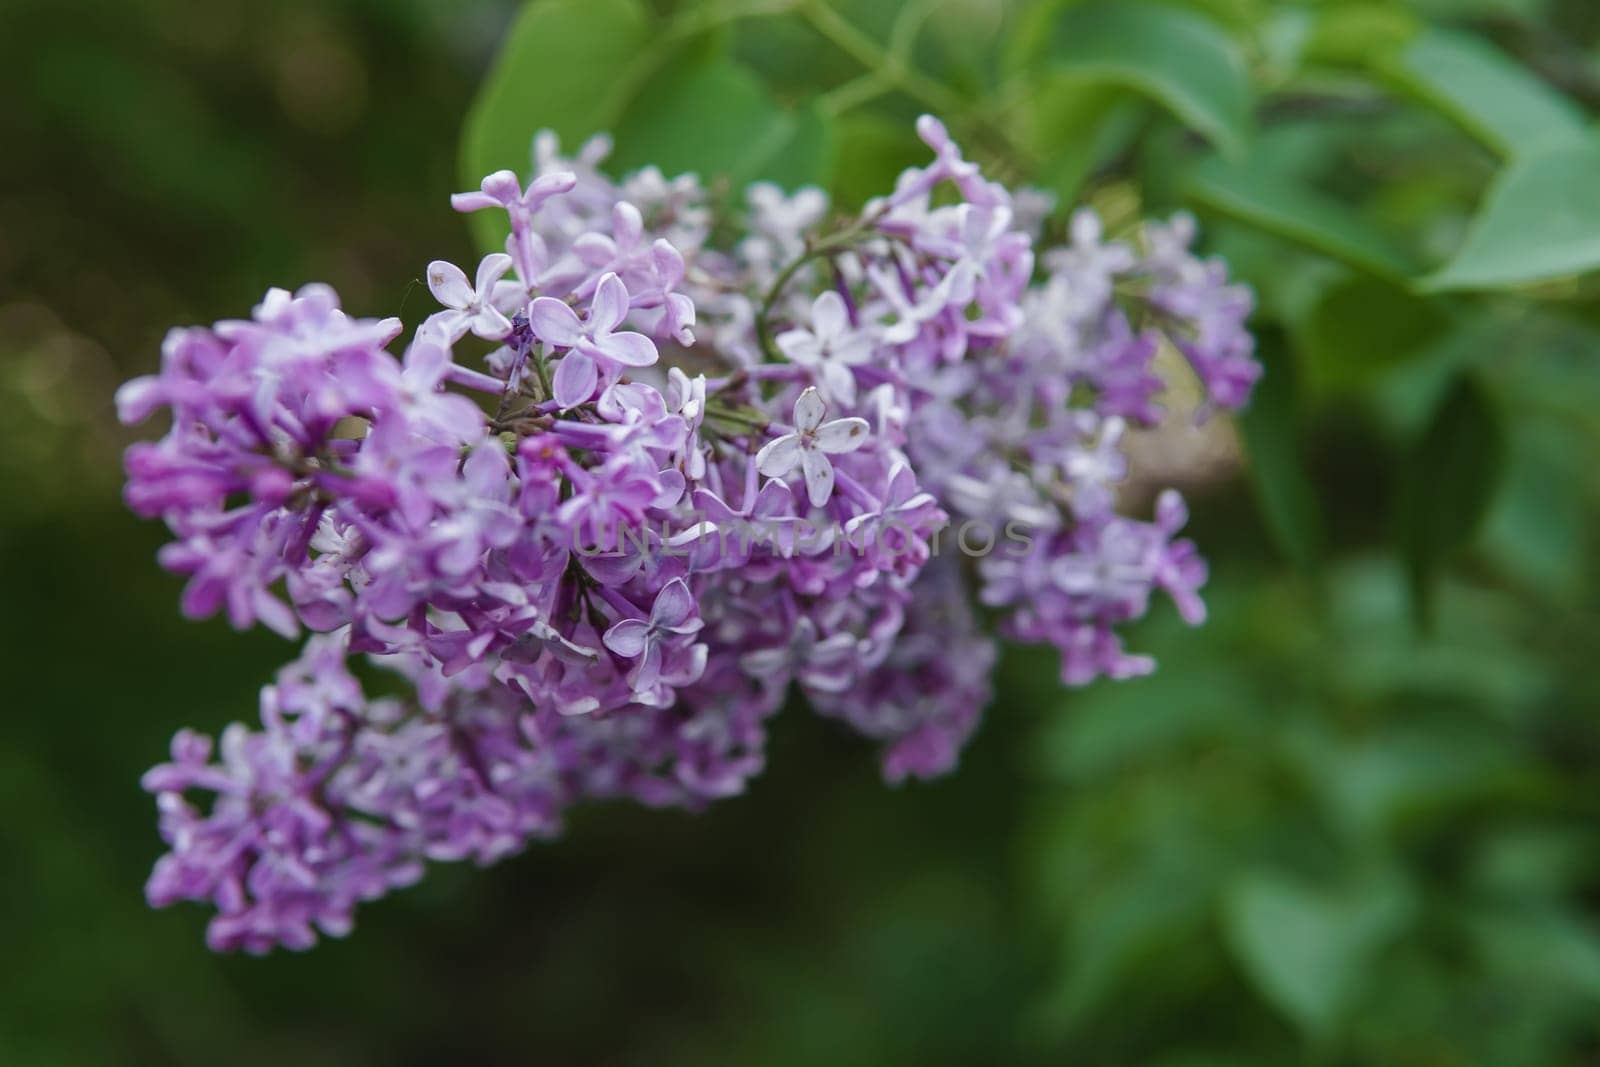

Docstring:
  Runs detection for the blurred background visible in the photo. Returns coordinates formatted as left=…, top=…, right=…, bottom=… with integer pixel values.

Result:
left=4, top=0, right=1600, bottom=1063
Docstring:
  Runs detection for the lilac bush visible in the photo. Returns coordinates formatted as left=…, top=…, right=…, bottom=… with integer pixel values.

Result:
left=118, top=115, right=1258, bottom=952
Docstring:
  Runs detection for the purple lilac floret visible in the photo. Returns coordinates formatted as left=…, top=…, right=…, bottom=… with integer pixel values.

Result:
left=118, top=114, right=1258, bottom=952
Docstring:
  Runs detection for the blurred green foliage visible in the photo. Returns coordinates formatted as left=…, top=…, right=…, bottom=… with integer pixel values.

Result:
left=5, top=0, right=1600, bottom=1063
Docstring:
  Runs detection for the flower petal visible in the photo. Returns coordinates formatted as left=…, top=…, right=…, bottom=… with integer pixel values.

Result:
left=426, top=261, right=474, bottom=310
left=832, top=333, right=874, bottom=366
left=651, top=578, right=695, bottom=628
left=422, top=309, right=471, bottom=344
left=450, top=191, right=501, bottom=213
left=821, top=362, right=857, bottom=406
left=529, top=297, right=584, bottom=347
left=474, top=253, right=514, bottom=296
left=885, top=461, right=916, bottom=504
left=481, top=170, right=522, bottom=204
left=469, top=304, right=512, bottom=340
left=755, top=433, right=803, bottom=477
left=590, top=272, right=630, bottom=334
left=654, top=468, right=686, bottom=509
left=572, top=232, right=616, bottom=267
left=775, top=329, right=822, bottom=366
left=114, top=376, right=162, bottom=424
left=793, top=387, right=827, bottom=433
left=813, top=416, right=869, bottom=454
left=602, top=618, right=650, bottom=659
left=916, top=113, right=952, bottom=151
left=631, top=641, right=664, bottom=692
left=650, top=239, right=685, bottom=288
left=801, top=448, right=835, bottom=508
left=752, top=479, right=795, bottom=518
left=739, top=646, right=791, bottom=679
left=402, top=337, right=451, bottom=389
left=598, top=330, right=657, bottom=368
left=552, top=349, right=599, bottom=408
left=812, top=289, right=849, bottom=338
left=523, top=170, right=578, bottom=211
left=613, top=202, right=644, bottom=249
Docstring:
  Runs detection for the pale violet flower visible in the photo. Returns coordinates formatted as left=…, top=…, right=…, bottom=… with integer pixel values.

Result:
left=425, top=254, right=514, bottom=342
left=739, top=616, right=861, bottom=695
left=869, top=259, right=975, bottom=345
left=451, top=169, right=578, bottom=227
left=530, top=271, right=658, bottom=408
left=776, top=290, right=872, bottom=404
left=602, top=578, right=703, bottom=692
left=755, top=387, right=869, bottom=508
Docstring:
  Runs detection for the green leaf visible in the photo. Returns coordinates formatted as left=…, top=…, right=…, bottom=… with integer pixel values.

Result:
left=1397, top=376, right=1507, bottom=627
left=828, top=112, right=928, bottom=210
left=1237, top=332, right=1323, bottom=570
left=1045, top=1, right=1253, bottom=157
left=1468, top=909, right=1600, bottom=1002
left=608, top=57, right=831, bottom=190
left=1371, top=314, right=1502, bottom=437
left=1186, top=155, right=1417, bottom=282
left=1301, top=3, right=1418, bottom=68
left=1383, top=28, right=1589, bottom=160
left=459, top=0, right=656, bottom=251
left=1048, top=861, right=1215, bottom=1023
left=1020, top=74, right=1147, bottom=201
left=1424, top=139, right=1600, bottom=292
left=757, top=100, right=837, bottom=191
left=1032, top=665, right=1256, bottom=782
left=1481, top=419, right=1592, bottom=600
left=1292, top=724, right=1519, bottom=842
left=1298, top=277, right=1449, bottom=394
left=1223, top=871, right=1414, bottom=1034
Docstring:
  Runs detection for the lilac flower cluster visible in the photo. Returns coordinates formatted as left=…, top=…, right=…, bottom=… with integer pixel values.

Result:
left=119, top=115, right=1257, bottom=952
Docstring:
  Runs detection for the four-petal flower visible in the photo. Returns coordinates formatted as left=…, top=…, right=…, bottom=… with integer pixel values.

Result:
left=530, top=272, right=658, bottom=408
left=450, top=169, right=577, bottom=227
left=602, top=578, right=703, bottom=691
left=776, top=291, right=873, bottom=404
left=426, top=254, right=514, bottom=342
left=755, top=387, right=870, bottom=508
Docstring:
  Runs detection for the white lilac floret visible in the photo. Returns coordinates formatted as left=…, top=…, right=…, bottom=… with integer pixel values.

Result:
left=117, top=115, right=1259, bottom=952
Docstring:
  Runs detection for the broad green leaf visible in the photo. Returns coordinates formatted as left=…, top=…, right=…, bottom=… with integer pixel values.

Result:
left=609, top=57, right=831, bottom=190
left=1409, top=0, right=1546, bottom=13
left=1397, top=376, right=1507, bottom=627
left=756, top=100, right=837, bottom=192
left=1298, top=277, right=1448, bottom=394
left=1384, top=28, right=1589, bottom=160
left=829, top=112, right=928, bottom=210
left=1046, top=1, right=1253, bottom=157
left=1319, top=557, right=1548, bottom=710
left=1481, top=419, right=1591, bottom=600
left=1425, top=139, right=1600, bottom=291
left=1467, top=909, right=1600, bottom=1001
left=1001, top=0, right=1063, bottom=76
left=1020, top=74, right=1146, bottom=201
left=1223, top=871, right=1414, bottom=1034
left=1186, top=156, right=1417, bottom=282
left=459, top=0, right=656, bottom=251
left=1032, top=666, right=1255, bottom=781
left=1301, top=3, right=1418, bottom=68
left=1048, top=862, right=1215, bottom=1023
left=1237, top=333, right=1323, bottom=570
left=1291, top=724, right=1518, bottom=841
left=731, top=10, right=861, bottom=102
left=925, top=0, right=1022, bottom=86
left=1372, top=314, right=1502, bottom=437
left=1470, top=828, right=1595, bottom=902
